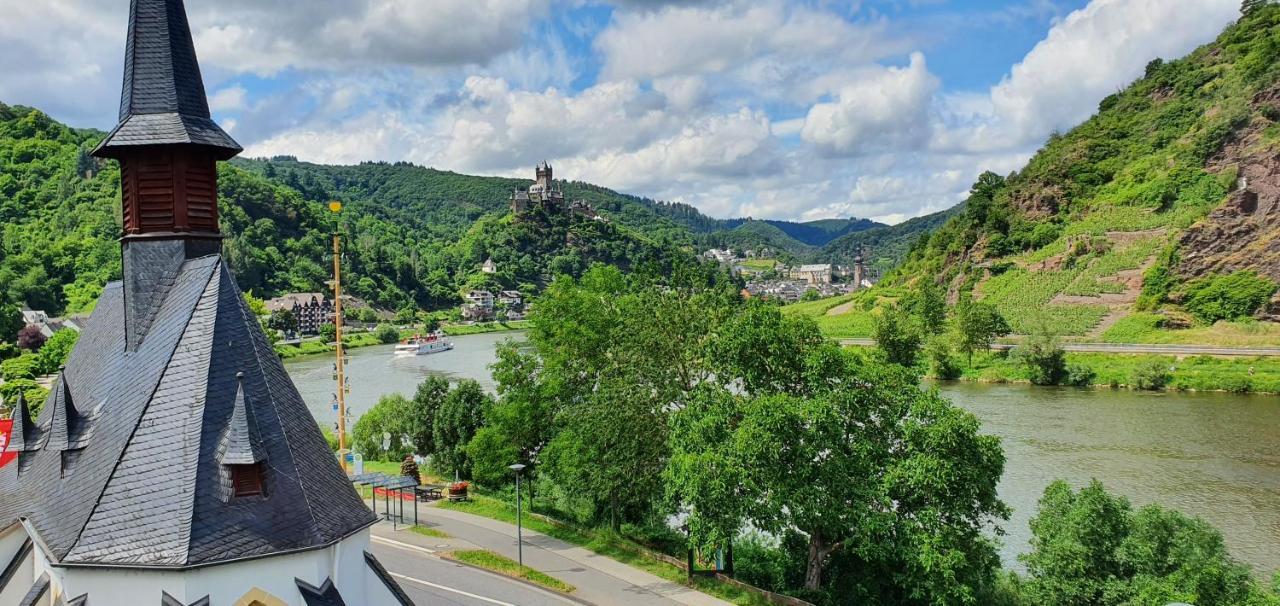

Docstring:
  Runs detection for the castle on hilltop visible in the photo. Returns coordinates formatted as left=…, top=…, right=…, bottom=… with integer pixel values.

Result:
left=511, top=162, right=604, bottom=221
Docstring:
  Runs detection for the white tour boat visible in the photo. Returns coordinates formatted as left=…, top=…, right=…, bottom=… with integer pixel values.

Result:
left=393, top=332, right=454, bottom=356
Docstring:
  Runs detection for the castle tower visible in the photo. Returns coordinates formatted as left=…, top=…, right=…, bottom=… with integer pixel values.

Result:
left=0, top=2, right=410, bottom=604
left=854, top=249, right=866, bottom=289
left=535, top=160, right=553, bottom=190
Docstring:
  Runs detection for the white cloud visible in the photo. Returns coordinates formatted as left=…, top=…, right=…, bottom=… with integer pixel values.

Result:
left=801, top=52, right=939, bottom=156
left=192, top=0, right=549, bottom=76
left=595, top=0, right=909, bottom=90
left=943, top=0, right=1238, bottom=152
left=208, top=85, right=248, bottom=112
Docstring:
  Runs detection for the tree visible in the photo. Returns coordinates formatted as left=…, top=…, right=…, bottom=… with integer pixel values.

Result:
left=1015, top=326, right=1068, bottom=386
left=318, top=322, right=336, bottom=343
left=1242, top=0, right=1273, bottom=15
left=432, top=379, right=490, bottom=479
left=1022, top=480, right=1277, bottom=606
left=408, top=376, right=450, bottom=456
left=0, top=304, right=21, bottom=343
left=351, top=394, right=413, bottom=460
left=470, top=342, right=555, bottom=489
left=668, top=349, right=1009, bottom=598
left=16, top=325, right=45, bottom=351
left=955, top=300, right=1012, bottom=365
left=36, top=329, right=78, bottom=375
left=267, top=309, right=298, bottom=334
left=902, top=281, right=947, bottom=334
left=374, top=323, right=400, bottom=344
left=873, top=304, right=923, bottom=367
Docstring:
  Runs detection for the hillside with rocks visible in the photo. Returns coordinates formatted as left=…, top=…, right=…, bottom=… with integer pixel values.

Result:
left=879, top=6, right=1280, bottom=339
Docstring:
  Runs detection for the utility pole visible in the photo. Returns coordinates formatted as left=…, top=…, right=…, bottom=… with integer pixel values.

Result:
left=331, top=201, right=350, bottom=474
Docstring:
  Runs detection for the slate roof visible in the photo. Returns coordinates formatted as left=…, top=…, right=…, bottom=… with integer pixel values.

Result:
left=0, top=256, right=376, bottom=568
left=93, top=0, right=239, bottom=159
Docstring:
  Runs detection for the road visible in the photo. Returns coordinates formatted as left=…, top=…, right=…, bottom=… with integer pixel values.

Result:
left=367, top=503, right=732, bottom=606
left=840, top=338, right=1280, bottom=357
left=371, top=533, right=580, bottom=606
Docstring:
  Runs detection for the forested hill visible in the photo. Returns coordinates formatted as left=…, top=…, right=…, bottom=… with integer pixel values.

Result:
left=885, top=6, right=1280, bottom=336
left=0, top=100, right=945, bottom=317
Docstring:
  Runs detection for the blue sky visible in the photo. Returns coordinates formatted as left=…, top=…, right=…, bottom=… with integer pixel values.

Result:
left=0, top=0, right=1241, bottom=223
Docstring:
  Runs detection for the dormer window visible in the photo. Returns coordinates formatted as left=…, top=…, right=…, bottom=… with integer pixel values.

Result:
left=230, top=463, right=264, bottom=498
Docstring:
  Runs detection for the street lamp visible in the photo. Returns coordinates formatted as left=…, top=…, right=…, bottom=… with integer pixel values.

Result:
left=509, top=463, right=527, bottom=566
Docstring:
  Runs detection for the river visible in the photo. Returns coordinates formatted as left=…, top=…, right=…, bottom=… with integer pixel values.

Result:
left=285, top=332, right=1280, bottom=577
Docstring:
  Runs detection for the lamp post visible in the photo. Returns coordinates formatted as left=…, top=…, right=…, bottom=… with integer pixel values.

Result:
left=509, top=463, right=527, bottom=566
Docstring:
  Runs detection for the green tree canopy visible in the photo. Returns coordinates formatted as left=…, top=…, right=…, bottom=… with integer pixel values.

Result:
left=873, top=304, right=924, bottom=368
left=955, top=300, right=1012, bottom=365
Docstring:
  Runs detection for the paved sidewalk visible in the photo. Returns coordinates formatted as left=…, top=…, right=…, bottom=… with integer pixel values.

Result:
left=371, top=501, right=732, bottom=606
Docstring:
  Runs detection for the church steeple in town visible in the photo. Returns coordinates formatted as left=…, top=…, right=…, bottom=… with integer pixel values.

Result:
left=92, top=0, right=243, bottom=350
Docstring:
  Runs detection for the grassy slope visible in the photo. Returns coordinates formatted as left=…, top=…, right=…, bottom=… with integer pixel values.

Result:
left=814, top=10, right=1280, bottom=346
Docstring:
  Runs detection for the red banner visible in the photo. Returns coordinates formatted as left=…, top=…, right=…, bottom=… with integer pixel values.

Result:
left=0, top=419, right=14, bottom=469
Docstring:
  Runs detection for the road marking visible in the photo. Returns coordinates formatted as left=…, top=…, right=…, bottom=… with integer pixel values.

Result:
left=389, top=571, right=516, bottom=606
left=372, top=535, right=437, bottom=555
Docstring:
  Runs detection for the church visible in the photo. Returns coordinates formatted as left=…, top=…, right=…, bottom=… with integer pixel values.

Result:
left=0, top=1, right=411, bottom=604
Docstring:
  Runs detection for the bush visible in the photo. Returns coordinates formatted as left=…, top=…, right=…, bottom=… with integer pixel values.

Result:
left=16, top=325, right=45, bottom=351
left=1221, top=376, right=1253, bottom=394
left=1015, top=330, right=1068, bottom=386
left=1066, top=363, right=1096, bottom=387
left=318, top=323, right=337, bottom=343
left=320, top=426, right=340, bottom=451
left=1022, top=480, right=1276, bottom=606
left=1183, top=271, right=1277, bottom=324
left=927, top=337, right=963, bottom=380
left=0, top=379, right=47, bottom=415
left=732, top=533, right=793, bottom=593
left=0, top=353, right=39, bottom=381
left=374, top=323, right=400, bottom=344
left=1131, top=360, right=1172, bottom=391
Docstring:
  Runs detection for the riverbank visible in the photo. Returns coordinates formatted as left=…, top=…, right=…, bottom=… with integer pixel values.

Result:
left=440, top=320, right=531, bottom=336
left=274, top=331, right=389, bottom=360
left=934, top=349, right=1280, bottom=394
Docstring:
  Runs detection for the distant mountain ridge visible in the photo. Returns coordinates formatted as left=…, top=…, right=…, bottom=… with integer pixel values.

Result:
left=0, top=105, right=956, bottom=316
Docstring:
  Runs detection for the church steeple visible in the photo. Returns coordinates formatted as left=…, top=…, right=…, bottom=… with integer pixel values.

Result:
left=92, top=0, right=242, bottom=350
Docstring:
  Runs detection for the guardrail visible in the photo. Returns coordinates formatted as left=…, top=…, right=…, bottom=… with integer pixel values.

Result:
left=839, top=339, right=1280, bottom=357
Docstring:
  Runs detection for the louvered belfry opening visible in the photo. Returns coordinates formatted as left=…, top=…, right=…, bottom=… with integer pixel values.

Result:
left=119, top=149, right=219, bottom=234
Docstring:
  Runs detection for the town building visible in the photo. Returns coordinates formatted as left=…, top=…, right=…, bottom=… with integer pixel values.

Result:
left=791, top=264, right=834, bottom=285
left=498, top=290, right=523, bottom=307
left=19, top=309, right=80, bottom=339
left=703, top=249, right=736, bottom=264
left=265, top=293, right=334, bottom=335
left=0, top=2, right=411, bottom=604
left=462, top=290, right=496, bottom=322
left=481, top=258, right=498, bottom=274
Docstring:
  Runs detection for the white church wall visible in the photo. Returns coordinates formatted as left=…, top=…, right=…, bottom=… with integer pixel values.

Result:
left=44, top=529, right=384, bottom=606
left=0, top=524, right=34, bottom=606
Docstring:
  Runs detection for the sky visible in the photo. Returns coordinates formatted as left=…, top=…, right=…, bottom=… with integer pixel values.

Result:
left=0, top=0, right=1244, bottom=224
